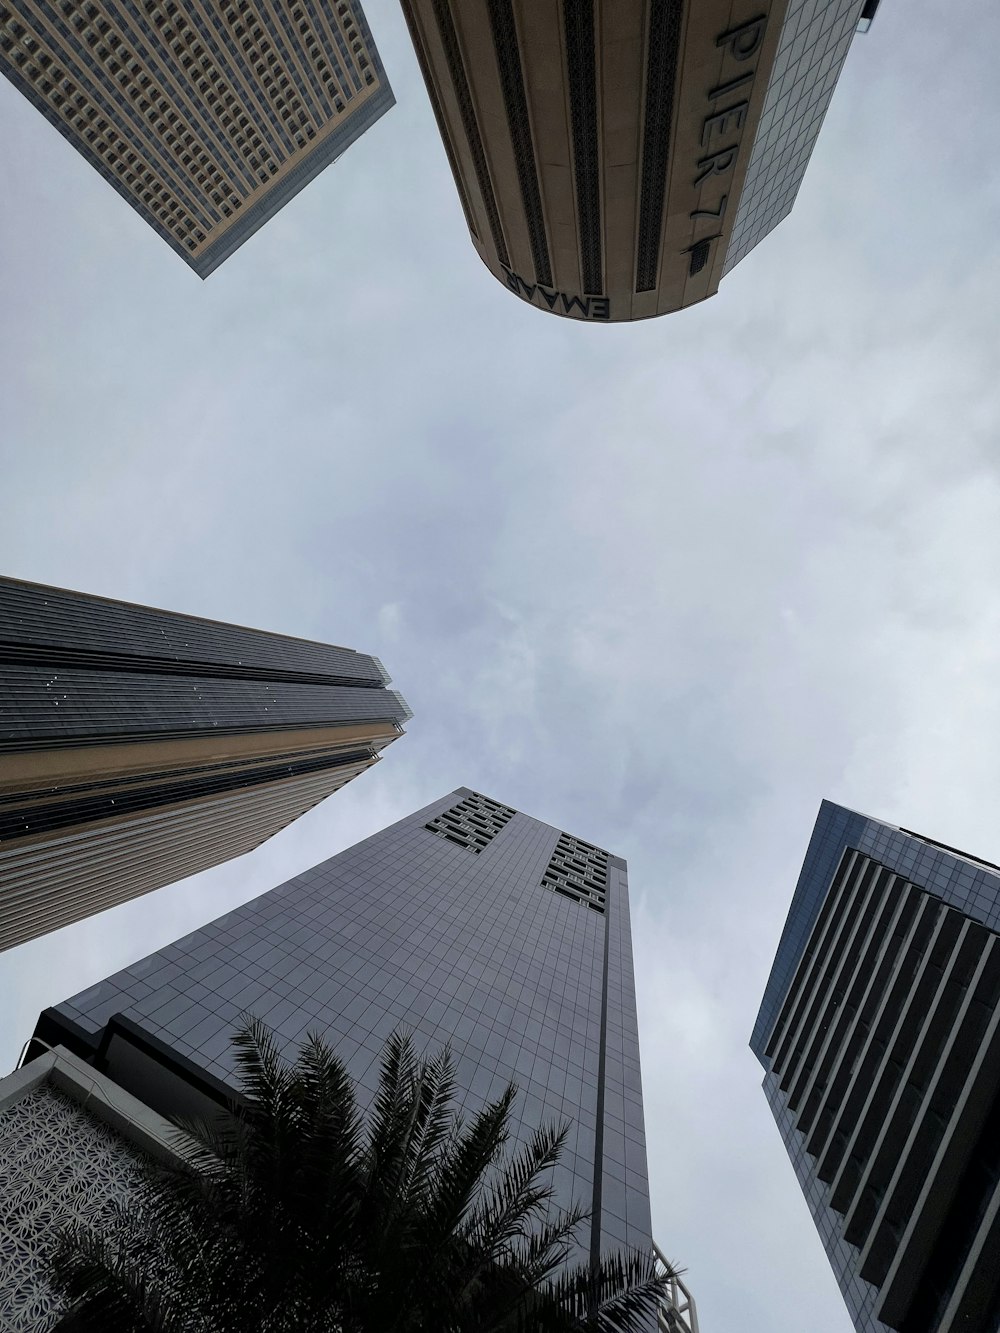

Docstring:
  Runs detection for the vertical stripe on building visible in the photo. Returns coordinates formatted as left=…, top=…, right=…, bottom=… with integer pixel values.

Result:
left=398, top=0, right=480, bottom=240
left=485, top=0, right=552, bottom=288
left=635, top=0, right=684, bottom=292
left=562, top=0, right=603, bottom=296
left=429, top=0, right=510, bottom=268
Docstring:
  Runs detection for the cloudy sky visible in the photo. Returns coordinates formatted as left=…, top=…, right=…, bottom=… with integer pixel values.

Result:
left=2, top=1, right=1000, bottom=1329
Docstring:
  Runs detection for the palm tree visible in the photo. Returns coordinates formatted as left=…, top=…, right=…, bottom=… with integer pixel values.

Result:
left=51, top=1018, right=677, bottom=1333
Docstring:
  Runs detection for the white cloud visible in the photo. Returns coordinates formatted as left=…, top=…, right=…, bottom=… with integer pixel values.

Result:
left=2, top=2, right=999, bottom=1331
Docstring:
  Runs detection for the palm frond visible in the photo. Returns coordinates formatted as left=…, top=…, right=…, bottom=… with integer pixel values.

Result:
left=544, top=1247, right=672, bottom=1333
left=465, top=1121, right=571, bottom=1257
left=500, top=1206, right=589, bottom=1288
left=229, top=1014, right=291, bottom=1123
left=392, top=1042, right=459, bottom=1208
left=48, top=1019, right=672, bottom=1333
left=452, top=1209, right=590, bottom=1333
left=373, top=1037, right=455, bottom=1217
left=50, top=1216, right=189, bottom=1333
left=422, top=1080, right=517, bottom=1246
left=366, top=1028, right=415, bottom=1162
left=292, top=1029, right=365, bottom=1244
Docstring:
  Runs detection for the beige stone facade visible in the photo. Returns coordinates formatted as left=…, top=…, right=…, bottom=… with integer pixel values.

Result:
left=400, top=0, right=867, bottom=321
left=0, top=0, right=393, bottom=275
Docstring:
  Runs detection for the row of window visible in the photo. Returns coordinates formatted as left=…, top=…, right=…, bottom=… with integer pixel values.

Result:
left=0, top=13, right=211, bottom=246
left=1, top=1, right=382, bottom=253
left=424, top=792, right=517, bottom=853
left=541, top=833, right=610, bottom=914
left=144, top=0, right=280, bottom=187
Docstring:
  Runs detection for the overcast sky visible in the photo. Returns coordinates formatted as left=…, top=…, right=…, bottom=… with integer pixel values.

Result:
left=2, top=1, right=1000, bottom=1330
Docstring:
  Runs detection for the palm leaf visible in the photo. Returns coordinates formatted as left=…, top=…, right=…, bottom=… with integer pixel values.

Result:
left=50, top=1018, right=678, bottom=1333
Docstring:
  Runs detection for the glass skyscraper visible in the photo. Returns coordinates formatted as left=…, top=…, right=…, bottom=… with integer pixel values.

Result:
left=0, top=575, right=409, bottom=952
left=35, top=788, right=653, bottom=1267
left=753, top=801, right=1000, bottom=1333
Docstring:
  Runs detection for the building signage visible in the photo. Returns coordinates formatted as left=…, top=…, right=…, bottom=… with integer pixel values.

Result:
left=685, top=13, right=768, bottom=275
left=501, top=267, right=611, bottom=320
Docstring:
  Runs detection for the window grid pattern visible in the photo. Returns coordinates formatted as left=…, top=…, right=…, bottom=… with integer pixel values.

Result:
left=424, top=791, right=515, bottom=854
left=54, top=791, right=653, bottom=1262
left=763, top=882, right=1000, bottom=1331
left=0, top=0, right=391, bottom=275
left=562, top=0, right=601, bottom=296
left=1, top=744, right=376, bottom=842
left=540, top=833, right=609, bottom=914
left=723, top=0, right=864, bottom=275
left=426, top=0, right=510, bottom=269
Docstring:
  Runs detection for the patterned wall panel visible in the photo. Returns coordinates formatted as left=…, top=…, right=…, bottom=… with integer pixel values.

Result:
left=540, top=833, right=609, bottom=913
left=424, top=789, right=516, bottom=852
left=0, top=1084, right=147, bottom=1333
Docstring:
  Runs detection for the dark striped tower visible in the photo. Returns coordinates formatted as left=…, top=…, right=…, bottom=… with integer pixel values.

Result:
left=0, top=576, right=409, bottom=951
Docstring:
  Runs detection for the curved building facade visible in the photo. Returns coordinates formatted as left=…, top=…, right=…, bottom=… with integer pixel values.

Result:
left=400, top=0, right=876, bottom=321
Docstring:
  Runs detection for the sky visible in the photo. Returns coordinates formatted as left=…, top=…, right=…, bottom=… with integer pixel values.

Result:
left=2, top=1, right=1000, bottom=1329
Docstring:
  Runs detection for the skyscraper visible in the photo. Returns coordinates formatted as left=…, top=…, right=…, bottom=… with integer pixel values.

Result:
left=0, top=0, right=393, bottom=276
left=34, top=789, right=654, bottom=1270
left=0, top=575, right=410, bottom=953
left=753, top=802, right=1000, bottom=1333
left=399, top=0, right=879, bottom=321
left=8, top=795, right=698, bottom=1329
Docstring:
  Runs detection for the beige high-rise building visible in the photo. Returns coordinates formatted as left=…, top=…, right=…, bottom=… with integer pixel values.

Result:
left=0, top=576, right=410, bottom=952
left=0, top=0, right=393, bottom=276
left=400, top=0, right=880, bottom=321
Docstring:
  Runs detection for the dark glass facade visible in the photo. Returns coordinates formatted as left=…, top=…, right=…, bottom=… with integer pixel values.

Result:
left=753, top=803, right=1000, bottom=1333
left=723, top=0, right=867, bottom=275
left=0, top=575, right=408, bottom=951
left=38, top=789, right=653, bottom=1264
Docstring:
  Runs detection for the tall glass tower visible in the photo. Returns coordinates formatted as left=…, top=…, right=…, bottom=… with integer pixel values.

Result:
left=0, top=576, right=409, bottom=952
left=753, top=802, right=1000, bottom=1333
left=35, top=788, right=651, bottom=1267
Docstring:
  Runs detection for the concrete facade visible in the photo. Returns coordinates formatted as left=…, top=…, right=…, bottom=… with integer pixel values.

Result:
left=0, top=0, right=393, bottom=276
left=0, top=575, right=409, bottom=952
left=400, top=0, right=872, bottom=321
left=754, top=803, right=1000, bottom=1333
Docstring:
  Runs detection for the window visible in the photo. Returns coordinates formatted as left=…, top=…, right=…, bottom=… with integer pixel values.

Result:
left=540, top=835, right=609, bottom=914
